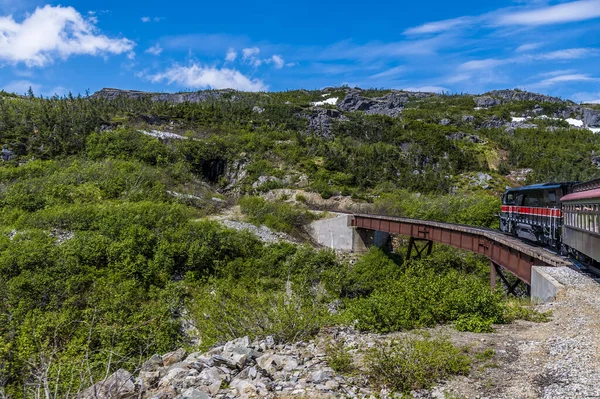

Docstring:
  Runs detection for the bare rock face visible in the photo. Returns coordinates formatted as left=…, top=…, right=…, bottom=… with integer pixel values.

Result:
left=583, top=108, right=600, bottom=127
left=474, top=96, right=502, bottom=108
left=304, top=108, right=348, bottom=138
left=77, top=369, right=136, bottom=399
left=485, top=89, right=566, bottom=104
left=337, top=90, right=433, bottom=117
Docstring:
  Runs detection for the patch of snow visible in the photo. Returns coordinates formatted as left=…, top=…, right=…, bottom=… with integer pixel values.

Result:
left=138, top=130, right=187, bottom=140
left=474, top=107, right=483, bottom=111
left=566, top=118, right=584, bottom=127
left=311, top=97, right=338, bottom=106
left=321, top=93, right=329, bottom=97
left=511, top=117, right=527, bottom=122
left=589, top=127, right=600, bottom=134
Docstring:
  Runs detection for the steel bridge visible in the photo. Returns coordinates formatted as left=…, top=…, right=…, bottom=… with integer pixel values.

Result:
left=352, top=214, right=572, bottom=294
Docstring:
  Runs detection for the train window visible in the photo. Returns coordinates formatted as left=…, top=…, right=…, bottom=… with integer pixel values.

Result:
left=524, top=194, right=540, bottom=207
left=548, top=190, right=557, bottom=203
left=504, top=193, right=515, bottom=205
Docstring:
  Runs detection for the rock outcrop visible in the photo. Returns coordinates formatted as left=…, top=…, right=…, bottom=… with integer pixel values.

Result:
left=92, top=88, right=238, bottom=103
left=485, top=89, right=567, bottom=104
left=337, top=90, right=433, bottom=117
left=304, top=108, right=348, bottom=138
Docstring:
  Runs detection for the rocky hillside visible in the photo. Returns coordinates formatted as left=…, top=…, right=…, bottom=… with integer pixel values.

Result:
left=1, top=86, right=599, bottom=399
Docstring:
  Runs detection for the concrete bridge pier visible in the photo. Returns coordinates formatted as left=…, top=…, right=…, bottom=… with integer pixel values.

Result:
left=307, top=214, right=389, bottom=252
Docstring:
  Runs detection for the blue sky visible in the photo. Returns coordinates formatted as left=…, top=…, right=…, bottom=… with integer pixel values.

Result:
left=1, top=0, right=600, bottom=102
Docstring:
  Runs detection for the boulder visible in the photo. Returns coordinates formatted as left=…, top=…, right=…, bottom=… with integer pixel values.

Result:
left=76, top=369, right=136, bottom=399
left=223, top=336, right=251, bottom=353
left=311, top=370, right=331, bottom=383
left=162, top=348, right=187, bottom=367
left=230, top=378, right=257, bottom=395
left=199, top=367, right=226, bottom=386
left=142, top=354, right=164, bottom=372
left=177, top=388, right=210, bottom=399
left=1, top=149, right=14, bottom=162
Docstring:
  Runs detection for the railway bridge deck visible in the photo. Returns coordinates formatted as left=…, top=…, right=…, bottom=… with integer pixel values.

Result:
left=349, top=214, right=572, bottom=293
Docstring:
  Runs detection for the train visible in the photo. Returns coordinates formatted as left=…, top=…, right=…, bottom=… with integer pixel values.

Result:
left=500, top=178, right=600, bottom=271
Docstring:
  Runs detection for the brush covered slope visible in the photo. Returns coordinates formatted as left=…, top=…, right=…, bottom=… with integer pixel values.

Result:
left=0, top=86, right=598, bottom=398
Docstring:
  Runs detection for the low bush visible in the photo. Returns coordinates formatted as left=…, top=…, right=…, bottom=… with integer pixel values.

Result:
left=343, top=261, right=505, bottom=333
left=365, top=335, right=471, bottom=394
left=189, top=279, right=331, bottom=349
left=325, top=339, right=354, bottom=373
left=238, top=196, right=318, bottom=234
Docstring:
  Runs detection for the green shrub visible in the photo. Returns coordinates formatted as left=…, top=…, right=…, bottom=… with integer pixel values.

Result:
left=325, top=339, right=354, bottom=373
left=239, top=196, right=317, bottom=234
left=189, top=279, right=330, bottom=349
left=365, top=335, right=471, bottom=394
left=343, top=262, right=505, bottom=333
left=454, top=314, right=494, bottom=333
left=342, top=247, right=401, bottom=297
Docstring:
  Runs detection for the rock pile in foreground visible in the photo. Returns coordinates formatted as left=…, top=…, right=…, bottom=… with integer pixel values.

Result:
left=78, top=334, right=374, bottom=399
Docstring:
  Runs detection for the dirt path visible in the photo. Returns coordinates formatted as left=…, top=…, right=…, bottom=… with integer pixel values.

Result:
left=441, top=267, right=600, bottom=399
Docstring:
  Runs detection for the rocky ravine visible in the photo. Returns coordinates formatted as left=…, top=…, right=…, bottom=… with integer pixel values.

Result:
left=77, top=267, right=600, bottom=399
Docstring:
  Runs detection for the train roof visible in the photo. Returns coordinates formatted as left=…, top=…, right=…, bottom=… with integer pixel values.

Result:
left=505, top=182, right=574, bottom=192
left=561, top=188, right=600, bottom=202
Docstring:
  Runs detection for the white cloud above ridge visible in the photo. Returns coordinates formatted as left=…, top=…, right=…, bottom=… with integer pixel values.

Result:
left=0, top=5, right=134, bottom=67
left=403, top=85, right=449, bottom=93
left=405, top=0, right=600, bottom=35
left=3, top=79, right=40, bottom=94
left=459, top=47, right=597, bottom=71
left=145, top=63, right=267, bottom=91
left=532, top=73, right=600, bottom=88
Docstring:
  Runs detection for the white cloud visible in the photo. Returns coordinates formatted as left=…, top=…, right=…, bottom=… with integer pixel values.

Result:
left=516, top=42, right=542, bottom=52
left=404, top=16, right=474, bottom=35
left=242, top=47, right=260, bottom=60
left=537, top=48, right=595, bottom=60
left=497, top=0, right=600, bottom=26
left=270, top=55, right=284, bottom=69
left=370, top=66, right=405, bottom=79
left=145, top=63, right=267, bottom=91
left=403, top=85, right=449, bottom=93
left=459, top=48, right=597, bottom=71
left=3, top=79, right=40, bottom=94
left=145, top=44, right=162, bottom=56
left=405, top=0, right=600, bottom=35
left=0, top=5, right=135, bottom=67
left=225, top=48, right=237, bottom=62
left=241, top=47, right=262, bottom=66
left=534, top=73, right=600, bottom=87
left=460, top=58, right=507, bottom=70
left=141, top=16, right=150, bottom=23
